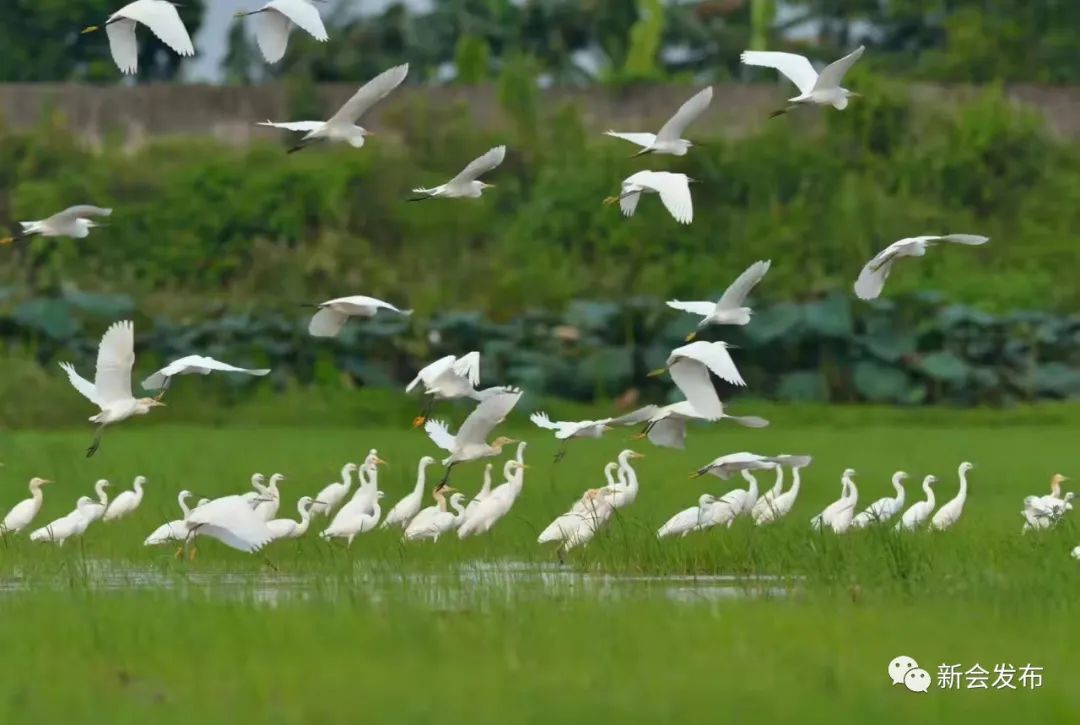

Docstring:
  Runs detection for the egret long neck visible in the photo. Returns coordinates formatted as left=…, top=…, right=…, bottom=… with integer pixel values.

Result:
left=479, top=467, right=492, bottom=497
left=923, top=480, right=935, bottom=506
left=96, top=482, right=109, bottom=506
left=177, top=493, right=192, bottom=518
left=295, top=506, right=312, bottom=536
left=413, top=463, right=428, bottom=496
left=770, top=466, right=784, bottom=496
left=956, top=470, right=968, bottom=500
left=741, top=470, right=758, bottom=500
left=788, top=468, right=801, bottom=497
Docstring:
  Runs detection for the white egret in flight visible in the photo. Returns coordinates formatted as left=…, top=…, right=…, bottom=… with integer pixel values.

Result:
left=690, top=451, right=795, bottom=480
left=854, top=234, right=989, bottom=300
left=604, top=171, right=694, bottom=224
left=930, top=462, right=973, bottom=531
left=141, top=355, right=270, bottom=396
left=667, top=260, right=772, bottom=340
left=740, top=45, right=865, bottom=116
left=235, top=0, right=328, bottom=64
left=410, top=146, right=506, bottom=201
left=305, top=295, right=412, bottom=337
left=81, top=1, right=195, bottom=75
left=1, top=478, right=52, bottom=535
left=529, top=411, right=614, bottom=462
left=613, top=400, right=767, bottom=450
left=407, top=352, right=511, bottom=427
left=1, top=206, right=111, bottom=245
left=604, top=87, right=712, bottom=156
left=58, top=320, right=166, bottom=457
left=424, top=388, right=522, bottom=486
left=184, top=495, right=276, bottom=555
left=649, top=341, right=746, bottom=421
left=103, top=475, right=147, bottom=522
left=259, top=63, right=409, bottom=152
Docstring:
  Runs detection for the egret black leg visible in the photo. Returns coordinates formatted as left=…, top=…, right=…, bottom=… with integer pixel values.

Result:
left=86, top=426, right=105, bottom=458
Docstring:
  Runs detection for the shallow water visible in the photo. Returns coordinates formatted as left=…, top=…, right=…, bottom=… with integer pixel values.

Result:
left=0, top=558, right=798, bottom=608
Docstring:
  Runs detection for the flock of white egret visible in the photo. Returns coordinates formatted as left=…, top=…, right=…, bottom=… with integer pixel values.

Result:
left=2, top=3, right=1043, bottom=559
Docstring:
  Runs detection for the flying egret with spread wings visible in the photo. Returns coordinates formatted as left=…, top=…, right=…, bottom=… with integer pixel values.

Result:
left=424, top=389, right=522, bottom=486
left=529, top=412, right=613, bottom=462
left=854, top=234, right=989, bottom=300
left=259, top=63, right=409, bottom=152
left=648, top=341, right=745, bottom=420
left=141, top=355, right=270, bottom=396
left=81, top=1, right=195, bottom=75
left=1, top=205, right=112, bottom=245
left=690, top=452, right=796, bottom=480
left=305, top=295, right=412, bottom=337
left=740, top=45, right=865, bottom=116
left=405, top=352, right=511, bottom=427
left=612, top=400, right=768, bottom=450
left=410, top=146, right=506, bottom=200
left=604, top=87, right=712, bottom=156
left=58, top=321, right=166, bottom=457
left=604, top=171, right=693, bottom=224
left=235, top=0, right=328, bottom=64
left=667, top=260, right=772, bottom=340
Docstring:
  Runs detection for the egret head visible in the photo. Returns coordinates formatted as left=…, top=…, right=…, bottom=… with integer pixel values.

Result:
left=619, top=449, right=645, bottom=462
left=252, top=473, right=265, bottom=485
left=491, top=436, right=517, bottom=450
left=298, top=495, right=314, bottom=508
left=419, top=456, right=437, bottom=468
left=96, top=479, right=111, bottom=490
left=479, top=181, right=495, bottom=190
left=136, top=397, right=166, bottom=414
left=842, top=468, right=857, bottom=479
left=269, top=473, right=285, bottom=486
left=343, top=462, right=359, bottom=474
left=376, top=490, right=386, bottom=500
left=29, top=477, right=52, bottom=489
left=959, top=461, right=975, bottom=474
left=133, top=475, right=147, bottom=487
left=699, top=493, right=717, bottom=506
left=924, top=475, right=937, bottom=486
left=893, top=471, right=909, bottom=483
left=1052, top=473, right=1069, bottom=486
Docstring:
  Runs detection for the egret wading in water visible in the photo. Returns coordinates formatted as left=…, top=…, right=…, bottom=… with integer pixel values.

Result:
left=253, top=474, right=285, bottom=522
left=604, top=86, right=713, bottom=156
left=740, top=45, right=865, bottom=117
left=1, top=478, right=52, bottom=535
left=424, top=388, right=522, bottom=487
left=59, top=320, right=167, bottom=457
left=457, top=459, right=528, bottom=539
left=539, top=462, right=619, bottom=545
left=854, top=235, right=990, bottom=300
left=604, top=171, right=694, bottom=225
left=321, top=491, right=384, bottom=546
left=82, top=1, right=195, bottom=75
left=667, top=260, right=772, bottom=341
left=235, top=0, right=329, bottom=64
left=304, top=295, right=412, bottom=338
left=141, top=355, right=270, bottom=398
left=266, top=497, right=318, bottom=542
left=103, top=476, right=148, bottom=522
left=410, top=146, right=506, bottom=201
left=260, top=63, right=409, bottom=153
left=0, top=206, right=111, bottom=245
left=404, top=488, right=466, bottom=542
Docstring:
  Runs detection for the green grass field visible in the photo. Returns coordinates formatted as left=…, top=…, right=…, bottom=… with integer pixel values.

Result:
left=1, top=406, right=1078, bottom=723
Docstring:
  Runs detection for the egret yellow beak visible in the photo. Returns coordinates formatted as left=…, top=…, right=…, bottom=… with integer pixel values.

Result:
left=630, top=452, right=645, bottom=459
left=602, top=196, right=620, bottom=206
left=688, top=471, right=705, bottom=479
left=81, top=25, right=99, bottom=34
left=631, top=432, right=647, bottom=440
left=646, top=367, right=667, bottom=378
left=0, top=237, right=14, bottom=245
left=374, top=456, right=388, bottom=466
left=684, top=331, right=697, bottom=342
left=152, top=400, right=167, bottom=407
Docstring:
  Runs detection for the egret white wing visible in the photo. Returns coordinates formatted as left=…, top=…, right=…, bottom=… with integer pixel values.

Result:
left=655, top=87, right=713, bottom=142
left=937, top=234, right=990, bottom=246
left=451, top=351, right=481, bottom=387
left=424, top=419, right=457, bottom=452
left=717, top=260, right=772, bottom=309
left=448, top=146, right=506, bottom=185
left=120, top=0, right=195, bottom=57
left=105, top=18, right=139, bottom=74
left=652, top=174, right=693, bottom=224
left=94, top=320, right=135, bottom=404
left=619, top=190, right=641, bottom=218
left=59, top=362, right=101, bottom=406
left=669, top=359, right=723, bottom=420
left=406, top=355, right=455, bottom=393
left=254, top=7, right=292, bottom=63
left=51, top=206, right=112, bottom=223
left=529, top=412, right=562, bottom=432
left=813, top=46, right=865, bottom=91
left=608, top=405, right=661, bottom=428
left=327, top=63, right=409, bottom=125
left=665, top=300, right=716, bottom=316
left=269, top=0, right=328, bottom=41
left=740, top=50, right=818, bottom=95
left=258, top=121, right=325, bottom=132
left=141, top=355, right=270, bottom=390
left=603, top=131, right=657, bottom=149
left=456, top=389, right=522, bottom=445
left=308, top=308, right=347, bottom=337
left=648, top=418, right=688, bottom=449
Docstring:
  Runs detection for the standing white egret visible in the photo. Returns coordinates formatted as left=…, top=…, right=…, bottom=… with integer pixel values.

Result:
left=931, top=462, right=973, bottom=531
left=81, top=1, right=195, bottom=75
left=464, top=463, right=495, bottom=520
left=404, top=489, right=467, bottom=542
left=650, top=342, right=746, bottom=420
left=310, top=462, right=358, bottom=516
left=321, top=491, right=384, bottom=546
left=854, top=235, right=990, bottom=301
left=185, top=495, right=275, bottom=554
left=750, top=465, right=785, bottom=522
left=1023, top=493, right=1075, bottom=532
left=30, top=496, right=103, bottom=545
left=811, top=469, right=856, bottom=531
left=381, top=456, right=436, bottom=529
left=141, top=355, right=270, bottom=396
left=424, top=388, right=522, bottom=486
left=538, top=462, right=619, bottom=545
left=235, top=0, right=328, bottom=64
left=606, top=449, right=645, bottom=509
left=667, top=260, right=772, bottom=341
left=851, top=472, right=908, bottom=528
left=259, top=63, right=409, bottom=152
left=896, top=475, right=938, bottom=531
left=144, top=490, right=197, bottom=546
left=657, top=494, right=719, bottom=538
left=325, top=454, right=385, bottom=536
left=253, top=474, right=285, bottom=522
left=561, top=491, right=617, bottom=552
left=456, top=460, right=528, bottom=539
left=717, top=468, right=763, bottom=520
left=740, top=45, right=865, bottom=116
left=1, top=478, right=52, bottom=535
left=305, top=295, right=412, bottom=338
left=1, top=206, right=111, bottom=245
left=84, top=479, right=112, bottom=525
left=410, top=146, right=506, bottom=200
left=830, top=473, right=859, bottom=534
left=604, top=87, right=713, bottom=156
left=266, top=496, right=317, bottom=541
left=529, top=411, right=613, bottom=461
left=103, top=475, right=147, bottom=522
left=58, top=320, right=167, bottom=456
left=604, top=171, right=694, bottom=224
left=753, top=457, right=813, bottom=526
left=690, top=451, right=785, bottom=480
